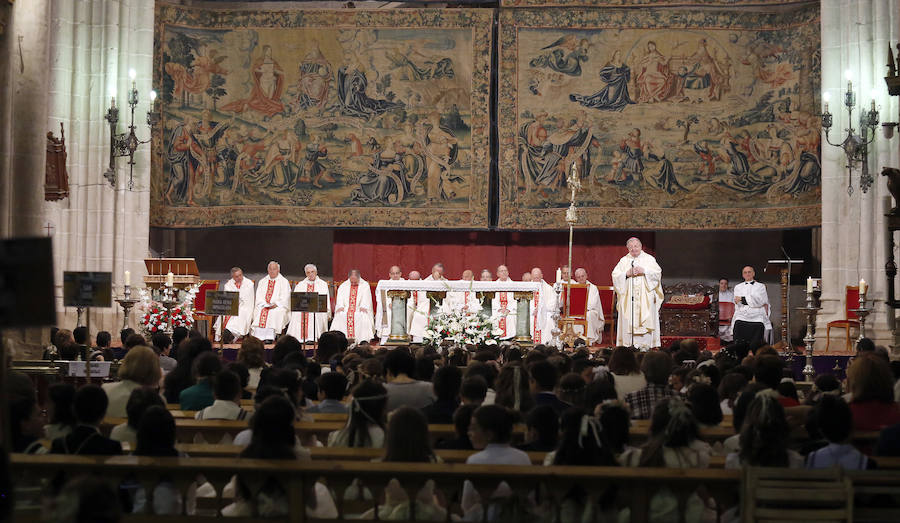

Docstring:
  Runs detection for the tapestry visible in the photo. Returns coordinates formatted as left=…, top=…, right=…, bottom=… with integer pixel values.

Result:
left=501, top=0, right=810, bottom=7
left=498, top=5, right=821, bottom=230
left=151, top=5, right=493, bottom=229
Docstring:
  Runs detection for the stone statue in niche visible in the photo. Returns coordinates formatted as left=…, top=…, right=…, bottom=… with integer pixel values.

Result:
left=45, top=122, right=69, bottom=201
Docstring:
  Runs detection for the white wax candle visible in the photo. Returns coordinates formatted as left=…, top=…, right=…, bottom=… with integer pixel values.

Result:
left=167, top=271, right=174, bottom=287
left=859, top=278, right=867, bottom=295
left=556, top=268, right=562, bottom=282
left=807, top=277, right=813, bottom=293
left=124, top=270, right=131, bottom=286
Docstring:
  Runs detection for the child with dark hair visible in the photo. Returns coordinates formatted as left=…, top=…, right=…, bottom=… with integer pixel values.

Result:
left=307, top=372, right=349, bottom=414
left=777, top=379, right=800, bottom=403
left=179, top=351, right=222, bottom=410
left=530, top=359, right=568, bottom=414
left=130, top=406, right=188, bottom=514
left=163, top=337, right=214, bottom=404
left=422, top=365, right=461, bottom=424
left=44, top=382, right=77, bottom=440
left=549, top=408, right=617, bottom=466
left=383, top=348, right=434, bottom=411
left=726, top=391, right=804, bottom=468
left=50, top=385, right=122, bottom=455
left=462, top=404, right=531, bottom=519
left=806, top=395, right=870, bottom=469
left=494, top=364, right=534, bottom=413
left=434, top=404, right=476, bottom=450
left=225, top=362, right=253, bottom=399
left=460, top=376, right=488, bottom=406
left=195, top=370, right=250, bottom=422
left=110, top=388, right=165, bottom=446
left=557, top=372, right=587, bottom=410
left=517, top=404, right=558, bottom=452
left=10, top=393, right=45, bottom=454
left=686, top=383, right=723, bottom=427
left=465, top=361, right=498, bottom=403
left=327, top=379, right=387, bottom=447
left=717, top=372, right=748, bottom=415
left=597, top=401, right=632, bottom=457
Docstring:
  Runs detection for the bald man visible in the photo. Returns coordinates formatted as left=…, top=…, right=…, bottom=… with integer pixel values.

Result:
left=492, top=265, right=517, bottom=339
left=530, top=267, right=558, bottom=344
left=375, top=265, right=405, bottom=339
left=574, top=267, right=604, bottom=345
left=445, top=269, right=480, bottom=313
left=730, top=266, right=771, bottom=346
left=611, top=237, right=663, bottom=349
left=251, top=261, right=292, bottom=342
left=330, top=269, right=374, bottom=342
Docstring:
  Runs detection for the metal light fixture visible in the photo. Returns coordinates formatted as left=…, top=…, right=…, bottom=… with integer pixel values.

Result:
left=104, top=68, right=159, bottom=190
left=821, top=69, right=880, bottom=195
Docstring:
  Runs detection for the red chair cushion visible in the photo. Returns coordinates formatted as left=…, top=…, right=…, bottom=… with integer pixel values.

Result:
left=561, top=285, right=589, bottom=318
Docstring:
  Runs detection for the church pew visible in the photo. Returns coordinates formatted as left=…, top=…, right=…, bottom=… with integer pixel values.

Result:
left=10, top=453, right=744, bottom=522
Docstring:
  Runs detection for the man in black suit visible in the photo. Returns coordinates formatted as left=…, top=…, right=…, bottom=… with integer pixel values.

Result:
left=50, top=385, right=122, bottom=455
left=529, top=359, right=569, bottom=415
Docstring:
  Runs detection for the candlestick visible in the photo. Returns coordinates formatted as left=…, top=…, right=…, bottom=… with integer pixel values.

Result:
left=806, top=277, right=813, bottom=293
left=166, top=271, right=174, bottom=287
left=859, top=278, right=867, bottom=295
left=124, top=270, right=131, bottom=286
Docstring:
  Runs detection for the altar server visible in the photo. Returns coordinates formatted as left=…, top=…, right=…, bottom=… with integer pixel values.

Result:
left=374, top=265, right=404, bottom=339
left=286, top=264, right=331, bottom=342
left=214, top=267, right=255, bottom=342
left=251, top=261, right=292, bottom=342
left=574, top=267, right=605, bottom=345
left=331, top=269, right=375, bottom=342
left=730, top=266, right=771, bottom=346
left=492, top=265, right=517, bottom=339
left=530, top=267, right=558, bottom=345
left=612, top=237, right=663, bottom=350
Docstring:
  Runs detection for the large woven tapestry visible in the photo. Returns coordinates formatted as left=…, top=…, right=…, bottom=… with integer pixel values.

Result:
left=151, top=5, right=492, bottom=228
left=498, top=4, right=821, bottom=229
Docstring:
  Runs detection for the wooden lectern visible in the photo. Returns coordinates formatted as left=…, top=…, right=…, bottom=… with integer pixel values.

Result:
left=764, top=258, right=804, bottom=346
left=144, top=258, right=199, bottom=289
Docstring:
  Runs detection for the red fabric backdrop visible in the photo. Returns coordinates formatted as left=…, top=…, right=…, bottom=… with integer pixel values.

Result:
left=332, top=230, right=655, bottom=286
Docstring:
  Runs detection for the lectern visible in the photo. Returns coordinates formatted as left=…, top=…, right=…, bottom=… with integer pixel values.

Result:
left=764, top=258, right=804, bottom=346
left=144, top=258, right=199, bottom=288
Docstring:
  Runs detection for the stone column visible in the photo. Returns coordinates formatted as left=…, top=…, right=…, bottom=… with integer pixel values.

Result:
left=514, top=291, right=533, bottom=345
left=386, top=290, right=409, bottom=345
left=818, top=0, right=900, bottom=351
left=477, top=291, right=494, bottom=317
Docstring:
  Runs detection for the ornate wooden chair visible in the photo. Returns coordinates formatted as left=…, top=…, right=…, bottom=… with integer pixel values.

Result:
left=826, top=285, right=860, bottom=352
left=192, top=279, right=220, bottom=339
left=559, top=283, right=589, bottom=343
left=596, top=286, right=616, bottom=346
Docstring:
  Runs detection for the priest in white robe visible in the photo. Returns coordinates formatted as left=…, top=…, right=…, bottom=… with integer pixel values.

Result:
left=286, top=264, right=331, bottom=342
left=374, top=265, right=404, bottom=339
left=214, top=267, right=255, bottom=342
left=407, top=270, right=429, bottom=341
left=492, top=265, right=517, bottom=339
left=729, top=266, right=771, bottom=346
left=574, top=267, right=605, bottom=345
left=445, top=269, right=480, bottom=314
left=330, top=269, right=375, bottom=342
left=251, top=261, right=292, bottom=342
left=529, top=267, right=558, bottom=345
left=612, top=238, right=664, bottom=350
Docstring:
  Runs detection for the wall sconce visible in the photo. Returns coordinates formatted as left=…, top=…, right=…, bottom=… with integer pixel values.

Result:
left=821, top=70, right=880, bottom=196
left=104, top=69, right=159, bottom=190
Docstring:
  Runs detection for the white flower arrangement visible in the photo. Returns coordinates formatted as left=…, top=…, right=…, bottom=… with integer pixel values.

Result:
left=137, top=284, right=200, bottom=335
left=423, top=309, right=499, bottom=350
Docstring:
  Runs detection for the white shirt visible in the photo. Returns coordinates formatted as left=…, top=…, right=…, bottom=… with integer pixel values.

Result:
left=731, top=280, right=771, bottom=328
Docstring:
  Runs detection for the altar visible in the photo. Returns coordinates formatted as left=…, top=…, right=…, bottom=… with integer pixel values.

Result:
left=374, top=279, right=541, bottom=345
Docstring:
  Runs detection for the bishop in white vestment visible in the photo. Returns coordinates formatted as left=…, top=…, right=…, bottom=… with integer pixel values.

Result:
left=611, top=238, right=664, bottom=349
left=286, top=264, right=331, bottom=342
left=214, top=267, right=255, bottom=341
left=251, top=261, right=292, bottom=341
left=529, top=268, right=558, bottom=345
left=374, top=266, right=404, bottom=339
left=330, top=270, right=375, bottom=342
left=492, top=265, right=517, bottom=339
left=574, top=268, right=605, bottom=345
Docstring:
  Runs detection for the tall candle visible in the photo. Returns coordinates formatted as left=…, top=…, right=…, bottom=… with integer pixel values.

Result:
left=166, top=271, right=174, bottom=287
left=807, top=277, right=813, bottom=293
left=124, top=270, right=131, bottom=286
left=859, top=278, right=867, bottom=295
left=111, top=96, right=116, bottom=109
left=556, top=268, right=562, bottom=282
